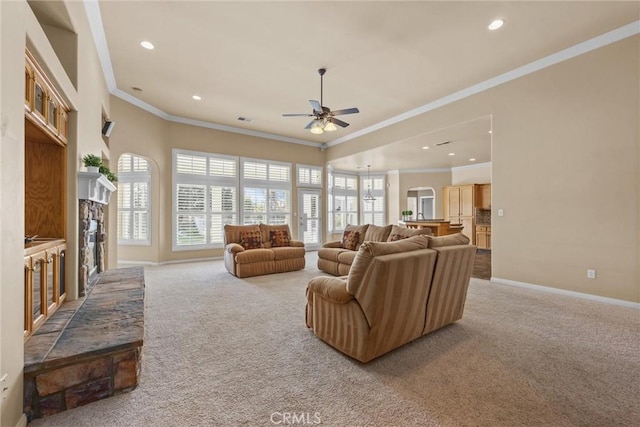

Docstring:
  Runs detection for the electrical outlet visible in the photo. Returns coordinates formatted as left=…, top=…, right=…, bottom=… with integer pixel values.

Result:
left=587, top=269, right=596, bottom=279
left=498, top=209, right=504, bottom=217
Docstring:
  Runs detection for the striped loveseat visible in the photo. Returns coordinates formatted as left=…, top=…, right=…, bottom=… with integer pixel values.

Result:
left=305, top=233, right=475, bottom=362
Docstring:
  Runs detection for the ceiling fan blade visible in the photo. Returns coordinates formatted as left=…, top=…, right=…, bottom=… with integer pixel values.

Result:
left=304, top=120, right=317, bottom=129
left=331, top=107, right=359, bottom=116
left=329, top=117, right=349, bottom=128
left=282, top=113, right=313, bottom=117
left=309, top=100, right=322, bottom=114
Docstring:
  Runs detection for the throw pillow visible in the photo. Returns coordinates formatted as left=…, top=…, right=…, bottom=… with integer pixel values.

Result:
left=269, top=229, right=290, bottom=247
left=341, top=230, right=360, bottom=251
left=239, top=230, right=263, bottom=250
left=388, top=233, right=408, bottom=242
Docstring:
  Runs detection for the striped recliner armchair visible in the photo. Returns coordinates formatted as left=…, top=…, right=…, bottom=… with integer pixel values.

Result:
left=305, top=234, right=476, bottom=363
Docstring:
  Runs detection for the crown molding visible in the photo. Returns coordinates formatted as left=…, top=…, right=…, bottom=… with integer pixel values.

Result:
left=451, top=162, right=492, bottom=172
left=327, top=20, right=640, bottom=147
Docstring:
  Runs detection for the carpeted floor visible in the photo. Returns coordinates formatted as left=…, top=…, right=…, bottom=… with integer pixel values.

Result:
left=31, top=252, right=640, bottom=427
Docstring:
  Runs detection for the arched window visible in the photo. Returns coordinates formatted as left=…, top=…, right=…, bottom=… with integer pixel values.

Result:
left=117, top=154, right=151, bottom=245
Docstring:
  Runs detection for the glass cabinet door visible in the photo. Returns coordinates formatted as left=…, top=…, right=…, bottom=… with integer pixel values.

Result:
left=32, top=255, right=44, bottom=325
left=48, top=97, right=59, bottom=132
left=24, top=257, right=32, bottom=336
left=34, top=81, right=46, bottom=121
left=46, top=252, right=55, bottom=311
left=59, top=248, right=66, bottom=297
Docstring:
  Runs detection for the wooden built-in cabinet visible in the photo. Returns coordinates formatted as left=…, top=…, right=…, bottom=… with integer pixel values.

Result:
left=24, top=240, right=67, bottom=340
left=23, top=49, right=69, bottom=341
left=25, top=49, right=69, bottom=146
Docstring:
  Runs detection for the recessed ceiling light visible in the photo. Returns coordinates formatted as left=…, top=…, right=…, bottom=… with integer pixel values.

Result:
left=469, top=158, right=476, bottom=162
left=422, top=146, right=430, bottom=150
left=448, top=153, right=455, bottom=156
left=488, top=130, right=493, bottom=134
left=192, top=95, right=202, bottom=101
left=140, top=41, right=155, bottom=50
left=488, top=19, right=504, bottom=31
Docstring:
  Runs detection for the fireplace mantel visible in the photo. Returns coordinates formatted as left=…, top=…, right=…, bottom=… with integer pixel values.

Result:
left=77, top=171, right=117, bottom=205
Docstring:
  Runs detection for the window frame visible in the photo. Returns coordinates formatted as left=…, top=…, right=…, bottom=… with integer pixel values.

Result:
left=117, top=154, right=152, bottom=246
left=296, top=164, right=323, bottom=188
left=172, top=149, right=239, bottom=251
left=360, top=173, right=386, bottom=226
left=240, top=157, right=292, bottom=226
left=327, top=170, right=359, bottom=233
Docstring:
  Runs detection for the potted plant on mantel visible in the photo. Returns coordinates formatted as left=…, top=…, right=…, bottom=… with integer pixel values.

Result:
left=82, top=154, right=118, bottom=183
left=82, top=154, right=102, bottom=173
left=99, top=164, right=118, bottom=183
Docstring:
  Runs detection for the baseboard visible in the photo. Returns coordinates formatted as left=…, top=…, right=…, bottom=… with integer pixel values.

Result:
left=491, top=277, right=640, bottom=309
left=117, top=260, right=158, bottom=267
left=15, top=414, right=27, bottom=427
left=118, top=256, right=223, bottom=267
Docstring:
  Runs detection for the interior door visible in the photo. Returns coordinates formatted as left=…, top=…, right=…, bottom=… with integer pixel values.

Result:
left=297, top=189, right=322, bottom=250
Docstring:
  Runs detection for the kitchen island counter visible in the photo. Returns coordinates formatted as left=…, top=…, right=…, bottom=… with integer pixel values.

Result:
left=398, top=220, right=463, bottom=236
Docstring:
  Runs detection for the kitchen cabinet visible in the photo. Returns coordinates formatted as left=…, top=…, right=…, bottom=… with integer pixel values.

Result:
left=478, top=184, right=491, bottom=210
left=443, top=184, right=476, bottom=242
left=476, top=225, right=491, bottom=249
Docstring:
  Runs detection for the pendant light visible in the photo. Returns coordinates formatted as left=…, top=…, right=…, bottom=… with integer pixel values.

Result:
left=363, top=165, right=376, bottom=202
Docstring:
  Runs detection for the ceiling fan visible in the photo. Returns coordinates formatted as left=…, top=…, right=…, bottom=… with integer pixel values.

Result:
left=283, top=68, right=359, bottom=134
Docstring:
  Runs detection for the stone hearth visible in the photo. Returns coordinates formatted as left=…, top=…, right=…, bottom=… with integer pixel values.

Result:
left=23, top=267, right=145, bottom=421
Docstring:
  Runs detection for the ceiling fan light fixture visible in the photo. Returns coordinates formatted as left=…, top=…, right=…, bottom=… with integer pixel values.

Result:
left=310, top=120, right=324, bottom=134
left=323, top=120, right=337, bottom=132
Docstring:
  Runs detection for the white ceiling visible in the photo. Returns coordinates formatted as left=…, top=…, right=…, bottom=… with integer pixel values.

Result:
left=33, top=1, right=639, bottom=171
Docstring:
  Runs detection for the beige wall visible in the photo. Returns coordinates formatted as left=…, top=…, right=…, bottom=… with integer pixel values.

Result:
left=326, top=36, right=639, bottom=303
left=452, top=162, right=491, bottom=185
left=490, top=36, right=638, bottom=302
left=1, top=2, right=27, bottom=425
left=109, top=96, right=325, bottom=265
left=1, top=1, right=112, bottom=424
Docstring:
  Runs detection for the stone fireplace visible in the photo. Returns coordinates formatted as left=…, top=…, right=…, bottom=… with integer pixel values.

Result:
left=77, top=171, right=116, bottom=296
left=79, top=201, right=105, bottom=296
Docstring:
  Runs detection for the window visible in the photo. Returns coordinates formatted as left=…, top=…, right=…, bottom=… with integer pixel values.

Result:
left=241, top=158, right=291, bottom=225
left=117, top=154, right=151, bottom=245
left=361, top=174, right=386, bottom=226
left=172, top=151, right=292, bottom=250
left=297, top=164, right=323, bottom=188
left=328, top=170, right=358, bottom=232
left=173, top=150, right=238, bottom=250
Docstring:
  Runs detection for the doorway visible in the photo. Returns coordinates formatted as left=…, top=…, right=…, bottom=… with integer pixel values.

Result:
left=297, top=189, right=322, bottom=250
